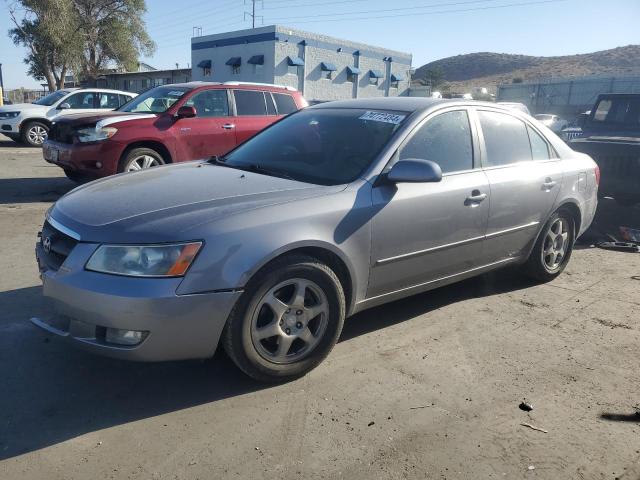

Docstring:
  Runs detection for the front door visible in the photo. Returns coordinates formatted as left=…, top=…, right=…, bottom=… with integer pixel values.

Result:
left=178, top=89, right=237, bottom=160
left=475, top=108, right=563, bottom=262
left=50, top=91, right=101, bottom=118
left=368, top=108, right=490, bottom=299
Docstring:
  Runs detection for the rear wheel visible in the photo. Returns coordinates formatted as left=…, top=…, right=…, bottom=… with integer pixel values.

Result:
left=223, top=254, right=345, bottom=382
left=523, top=210, right=575, bottom=282
left=21, top=121, right=48, bottom=147
left=119, top=147, right=165, bottom=173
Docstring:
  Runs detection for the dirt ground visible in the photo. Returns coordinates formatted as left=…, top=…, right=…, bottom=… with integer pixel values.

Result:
left=1, top=136, right=639, bottom=480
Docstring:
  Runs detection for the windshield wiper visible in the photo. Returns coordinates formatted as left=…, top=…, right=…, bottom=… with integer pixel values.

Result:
left=208, top=156, right=296, bottom=180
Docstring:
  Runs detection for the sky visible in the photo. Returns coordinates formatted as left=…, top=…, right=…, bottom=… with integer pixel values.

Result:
left=1, top=0, right=639, bottom=90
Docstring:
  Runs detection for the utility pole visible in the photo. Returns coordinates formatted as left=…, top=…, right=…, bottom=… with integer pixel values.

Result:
left=244, top=0, right=263, bottom=28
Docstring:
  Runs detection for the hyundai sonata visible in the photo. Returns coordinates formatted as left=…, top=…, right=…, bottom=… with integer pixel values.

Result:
left=33, top=98, right=599, bottom=382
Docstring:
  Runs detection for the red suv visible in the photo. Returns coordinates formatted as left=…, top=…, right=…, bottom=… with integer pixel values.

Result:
left=43, top=82, right=307, bottom=181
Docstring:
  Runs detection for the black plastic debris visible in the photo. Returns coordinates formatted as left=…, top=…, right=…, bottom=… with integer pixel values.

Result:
left=596, top=242, right=640, bottom=253
left=519, top=402, right=534, bottom=412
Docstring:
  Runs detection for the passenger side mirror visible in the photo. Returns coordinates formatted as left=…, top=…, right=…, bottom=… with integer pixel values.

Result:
left=387, top=159, right=443, bottom=184
left=176, top=105, right=197, bottom=119
left=57, top=103, right=71, bottom=110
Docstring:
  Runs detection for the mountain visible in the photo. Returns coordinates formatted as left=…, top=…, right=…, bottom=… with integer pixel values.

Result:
left=413, top=45, right=640, bottom=92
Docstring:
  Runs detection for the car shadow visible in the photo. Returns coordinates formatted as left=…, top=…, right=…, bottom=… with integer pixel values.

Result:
left=0, top=137, right=36, bottom=149
left=0, top=177, right=75, bottom=204
left=0, top=270, right=534, bottom=460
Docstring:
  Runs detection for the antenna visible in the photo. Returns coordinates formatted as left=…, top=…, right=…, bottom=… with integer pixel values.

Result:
left=244, top=0, right=263, bottom=29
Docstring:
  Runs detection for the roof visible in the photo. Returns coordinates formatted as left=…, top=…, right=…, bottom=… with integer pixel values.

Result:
left=158, top=81, right=298, bottom=92
left=310, top=97, right=448, bottom=113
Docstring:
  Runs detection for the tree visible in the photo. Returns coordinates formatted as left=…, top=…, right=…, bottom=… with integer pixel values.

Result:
left=8, top=0, right=155, bottom=89
left=423, top=66, right=445, bottom=88
left=8, top=0, right=78, bottom=91
left=71, top=0, right=156, bottom=85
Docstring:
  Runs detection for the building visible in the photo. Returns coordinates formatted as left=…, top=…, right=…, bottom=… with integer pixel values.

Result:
left=95, top=62, right=192, bottom=93
left=191, top=25, right=412, bottom=102
left=497, top=74, right=640, bottom=117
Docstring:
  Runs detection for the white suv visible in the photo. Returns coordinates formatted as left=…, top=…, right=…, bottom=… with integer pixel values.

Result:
left=0, top=88, right=136, bottom=147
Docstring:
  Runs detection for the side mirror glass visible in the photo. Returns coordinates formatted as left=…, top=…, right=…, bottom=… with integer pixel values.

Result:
left=387, top=159, right=443, bottom=184
left=58, top=102, right=71, bottom=110
left=176, top=105, right=196, bottom=119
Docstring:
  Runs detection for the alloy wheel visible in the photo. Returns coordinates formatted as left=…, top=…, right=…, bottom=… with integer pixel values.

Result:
left=250, top=278, right=329, bottom=364
left=542, top=217, right=569, bottom=271
left=126, top=155, right=162, bottom=171
left=27, top=125, right=47, bottom=145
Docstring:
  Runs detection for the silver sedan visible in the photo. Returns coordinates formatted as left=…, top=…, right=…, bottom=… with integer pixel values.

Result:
left=33, top=98, right=599, bottom=382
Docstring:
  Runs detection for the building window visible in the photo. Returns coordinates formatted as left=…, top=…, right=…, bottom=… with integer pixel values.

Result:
left=391, top=80, right=399, bottom=89
left=288, top=65, right=299, bottom=75
left=232, top=65, right=241, bottom=75
left=123, top=79, right=130, bottom=91
left=370, top=77, right=379, bottom=86
left=203, top=67, right=211, bottom=77
left=320, top=62, right=336, bottom=81
left=253, top=64, right=263, bottom=75
left=324, top=71, right=333, bottom=80
left=347, top=66, right=360, bottom=83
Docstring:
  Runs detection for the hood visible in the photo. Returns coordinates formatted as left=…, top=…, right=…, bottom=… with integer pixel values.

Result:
left=50, top=161, right=344, bottom=243
left=52, top=110, right=156, bottom=127
left=0, top=102, right=47, bottom=113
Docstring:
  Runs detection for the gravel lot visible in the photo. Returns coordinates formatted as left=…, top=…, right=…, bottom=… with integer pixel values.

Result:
left=1, top=136, right=639, bottom=480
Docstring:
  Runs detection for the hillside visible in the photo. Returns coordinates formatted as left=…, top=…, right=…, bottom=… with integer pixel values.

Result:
left=413, top=45, right=640, bottom=92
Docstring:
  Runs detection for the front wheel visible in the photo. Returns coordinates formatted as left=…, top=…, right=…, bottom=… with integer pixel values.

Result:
left=21, top=121, right=49, bottom=147
left=223, top=254, right=346, bottom=382
left=119, top=147, right=165, bottom=173
left=523, top=210, right=575, bottom=282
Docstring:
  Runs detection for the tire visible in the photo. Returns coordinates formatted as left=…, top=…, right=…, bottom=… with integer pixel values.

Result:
left=119, top=147, right=165, bottom=173
left=21, top=121, right=49, bottom=147
left=524, top=210, right=575, bottom=282
left=223, top=254, right=346, bottom=382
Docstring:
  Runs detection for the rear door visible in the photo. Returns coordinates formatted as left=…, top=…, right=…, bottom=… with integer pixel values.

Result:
left=474, top=108, right=563, bottom=263
left=96, top=91, right=123, bottom=110
left=178, top=88, right=237, bottom=160
left=231, top=89, right=278, bottom=144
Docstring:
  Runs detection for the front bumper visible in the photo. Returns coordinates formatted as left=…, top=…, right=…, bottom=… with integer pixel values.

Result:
left=1, top=116, right=21, bottom=133
left=43, top=140, right=124, bottom=177
left=33, top=241, right=242, bottom=362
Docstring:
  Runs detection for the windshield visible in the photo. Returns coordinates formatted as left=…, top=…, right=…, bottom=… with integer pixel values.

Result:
left=118, top=86, right=190, bottom=113
left=591, top=97, right=640, bottom=129
left=33, top=90, right=70, bottom=106
left=221, top=108, right=408, bottom=186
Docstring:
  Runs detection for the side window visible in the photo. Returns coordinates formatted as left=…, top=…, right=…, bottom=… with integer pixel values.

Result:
left=97, top=92, right=121, bottom=109
left=593, top=99, right=612, bottom=122
left=64, top=92, right=96, bottom=109
left=119, top=94, right=132, bottom=106
left=478, top=110, right=532, bottom=167
left=399, top=110, right=473, bottom=174
left=527, top=125, right=551, bottom=160
left=273, top=93, right=298, bottom=115
left=234, top=90, right=267, bottom=116
left=184, top=90, right=229, bottom=117
left=265, top=93, right=277, bottom=115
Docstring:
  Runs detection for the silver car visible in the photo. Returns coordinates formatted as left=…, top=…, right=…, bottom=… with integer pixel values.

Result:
left=32, top=98, right=599, bottom=382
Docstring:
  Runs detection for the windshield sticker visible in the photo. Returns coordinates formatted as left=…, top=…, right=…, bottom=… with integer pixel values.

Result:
left=359, top=111, right=406, bottom=125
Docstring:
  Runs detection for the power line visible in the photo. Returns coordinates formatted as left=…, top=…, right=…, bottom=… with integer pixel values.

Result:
left=266, top=0, right=569, bottom=24
left=146, top=0, right=240, bottom=30
left=263, top=0, right=502, bottom=11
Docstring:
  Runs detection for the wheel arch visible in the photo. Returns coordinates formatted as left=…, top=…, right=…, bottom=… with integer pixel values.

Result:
left=120, top=141, right=173, bottom=167
left=246, top=241, right=356, bottom=316
left=525, top=200, right=583, bottom=261
left=20, top=117, right=52, bottom=131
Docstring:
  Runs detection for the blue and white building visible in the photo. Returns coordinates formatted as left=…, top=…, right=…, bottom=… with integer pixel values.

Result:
left=191, top=25, right=412, bottom=102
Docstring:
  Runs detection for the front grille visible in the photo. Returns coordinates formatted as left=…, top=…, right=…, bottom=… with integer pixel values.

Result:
left=564, top=131, right=582, bottom=140
left=48, top=123, right=77, bottom=144
left=39, top=220, right=78, bottom=271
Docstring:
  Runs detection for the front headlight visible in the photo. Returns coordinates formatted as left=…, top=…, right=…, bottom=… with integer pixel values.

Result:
left=0, top=111, right=20, bottom=119
left=77, top=126, right=118, bottom=143
left=86, top=242, right=202, bottom=277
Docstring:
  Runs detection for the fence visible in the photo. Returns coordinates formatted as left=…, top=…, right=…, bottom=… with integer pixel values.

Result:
left=497, top=75, right=640, bottom=118
left=4, top=88, right=49, bottom=104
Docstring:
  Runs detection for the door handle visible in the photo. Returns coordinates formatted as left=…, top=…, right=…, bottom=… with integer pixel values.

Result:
left=465, top=190, right=487, bottom=205
left=222, top=124, right=235, bottom=129
left=542, top=177, right=557, bottom=190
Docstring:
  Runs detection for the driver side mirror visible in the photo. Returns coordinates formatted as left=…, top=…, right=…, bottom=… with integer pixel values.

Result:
left=57, top=103, right=71, bottom=110
left=176, top=105, right=196, bottom=119
left=387, top=159, right=443, bottom=184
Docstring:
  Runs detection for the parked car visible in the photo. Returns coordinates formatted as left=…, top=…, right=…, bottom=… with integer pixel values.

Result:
left=2, top=97, right=12, bottom=105
left=497, top=102, right=532, bottom=115
left=570, top=94, right=640, bottom=205
left=560, top=111, right=590, bottom=142
left=0, top=88, right=136, bottom=147
left=32, top=98, right=598, bottom=381
left=43, top=82, right=308, bottom=182
left=534, top=114, right=568, bottom=133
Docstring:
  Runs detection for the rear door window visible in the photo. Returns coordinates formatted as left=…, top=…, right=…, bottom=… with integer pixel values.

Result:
left=97, top=92, right=121, bottom=109
left=527, top=125, right=551, bottom=160
left=399, top=110, right=474, bottom=174
left=273, top=93, right=298, bottom=115
left=65, top=92, right=97, bottom=109
left=234, top=90, right=267, bottom=116
left=478, top=110, right=532, bottom=167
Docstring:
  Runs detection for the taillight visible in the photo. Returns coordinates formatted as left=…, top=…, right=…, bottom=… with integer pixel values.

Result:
left=594, top=165, right=600, bottom=186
